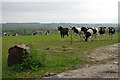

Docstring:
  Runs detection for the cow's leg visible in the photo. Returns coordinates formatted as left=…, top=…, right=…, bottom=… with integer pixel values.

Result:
left=110, top=33, right=112, bottom=40
left=112, top=34, right=114, bottom=40
left=89, top=36, right=91, bottom=42
left=61, top=34, right=63, bottom=41
left=61, top=34, right=62, bottom=41
left=77, top=35, right=79, bottom=41
left=94, top=35, right=96, bottom=40
left=92, top=36, right=93, bottom=41
left=63, top=35, right=65, bottom=41
left=85, top=37, right=88, bottom=42
left=100, top=34, right=102, bottom=40
left=101, top=34, right=103, bottom=40
left=80, top=34, right=81, bottom=41
left=97, top=33, right=99, bottom=40
left=75, top=35, right=76, bottom=41
left=109, top=33, right=111, bottom=40
left=81, top=33, right=83, bottom=41
left=65, top=34, right=68, bottom=41
left=103, top=34, right=104, bottom=40
left=66, top=34, right=69, bottom=41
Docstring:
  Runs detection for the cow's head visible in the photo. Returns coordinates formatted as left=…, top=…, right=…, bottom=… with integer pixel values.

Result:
left=100, top=27, right=106, bottom=31
left=71, top=26, right=76, bottom=30
left=108, top=27, right=112, bottom=30
left=58, top=26, right=63, bottom=31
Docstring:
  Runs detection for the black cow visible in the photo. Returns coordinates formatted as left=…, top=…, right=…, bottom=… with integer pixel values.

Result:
left=108, top=27, right=115, bottom=40
left=99, top=27, right=106, bottom=40
left=58, top=26, right=69, bottom=41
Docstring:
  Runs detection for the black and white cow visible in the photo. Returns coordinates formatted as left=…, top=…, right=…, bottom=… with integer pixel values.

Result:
left=4, top=32, right=7, bottom=36
left=33, top=31, right=37, bottom=35
left=71, top=26, right=83, bottom=41
left=15, top=33, right=18, bottom=36
left=58, top=26, right=69, bottom=41
left=88, top=27, right=99, bottom=40
left=8, top=33, right=12, bottom=36
left=45, top=30, right=49, bottom=35
left=81, top=27, right=88, bottom=34
left=108, top=27, right=115, bottom=40
left=12, top=33, right=18, bottom=36
left=99, top=27, right=106, bottom=40
left=81, top=27, right=99, bottom=42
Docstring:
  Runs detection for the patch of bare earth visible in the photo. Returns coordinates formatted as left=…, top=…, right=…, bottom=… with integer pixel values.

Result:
left=87, top=43, right=118, bottom=61
left=36, top=46, right=74, bottom=53
left=47, top=43, right=119, bottom=78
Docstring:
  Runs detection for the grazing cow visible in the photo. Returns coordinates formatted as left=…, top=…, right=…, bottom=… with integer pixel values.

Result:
left=108, top=27, right=115, bottom=40
left=12, top=33, right=18, bottom=36
left=58, top=26, right=69, bottom=41
left=4, top=32, right=7, bottom=36
left=33, top=31, right=37, bottom=35
left=81, top=27, right=99, bottom=42
left=45, top=30, right=49, bottom=35
left=99, top=27, right=106, bottom=40
left=15, top=33, right=18, bottom=36
left=71, top=26, right=83, bottom=41
left=8, top=33, right=12, bottom=36
left=88, top=27, right=99, bottom=41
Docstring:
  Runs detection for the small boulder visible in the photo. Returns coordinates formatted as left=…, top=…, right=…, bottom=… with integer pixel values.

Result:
left=8, top=43, right=30, bottom=67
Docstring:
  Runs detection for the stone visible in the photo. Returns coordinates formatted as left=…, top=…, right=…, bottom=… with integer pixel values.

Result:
left=44, top=72, right=56, bottom=77
left=7, top=43, right=30, bottom=67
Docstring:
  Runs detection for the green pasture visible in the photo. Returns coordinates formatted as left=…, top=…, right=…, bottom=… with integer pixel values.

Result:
left=2, top=34, right=119, bottom=78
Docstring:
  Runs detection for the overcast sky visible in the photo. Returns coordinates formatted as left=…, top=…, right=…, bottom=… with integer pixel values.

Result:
left=1, top=0, right=119, bottom=23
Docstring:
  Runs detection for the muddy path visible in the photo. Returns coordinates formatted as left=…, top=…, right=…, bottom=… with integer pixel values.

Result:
left=45, top=43, right=119, bottom=78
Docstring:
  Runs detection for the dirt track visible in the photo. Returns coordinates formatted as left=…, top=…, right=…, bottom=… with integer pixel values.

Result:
left=45, top=43, right=119, bottom=78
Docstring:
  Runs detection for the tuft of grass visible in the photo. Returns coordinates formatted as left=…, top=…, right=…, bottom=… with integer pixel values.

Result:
left=86, top=52, right=91, bottom=55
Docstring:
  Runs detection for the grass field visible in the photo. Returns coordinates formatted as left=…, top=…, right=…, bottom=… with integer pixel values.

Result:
left=2, top=34, right=119, bottom=78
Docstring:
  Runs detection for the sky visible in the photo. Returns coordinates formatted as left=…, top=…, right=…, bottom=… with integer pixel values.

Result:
left=1, top=0, right=120, bottom=23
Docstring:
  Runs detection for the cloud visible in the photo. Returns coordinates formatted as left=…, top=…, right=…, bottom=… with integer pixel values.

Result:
left=2, top=0, right=119, bottom=23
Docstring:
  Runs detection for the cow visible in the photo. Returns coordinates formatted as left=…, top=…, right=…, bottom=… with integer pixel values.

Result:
left=33, top=31, right=37, bottom=35
left=45, top=30, right=49, bottom=35
left=81, top=27, right=88, bottom=34
left=12, top=33, right=18, bottom=36
left=4, top=32, right=7, bottom=36
left=71, top=26, right=83, bottom=41
left=88, top=27, right=99, bottom=41
left=8, top=33, right=12, bottom=36
left=81, top=27, right=99, bottom=42
left=58, top=26, right=69, bottom=41
left=99, top=27, right=106, bottom=40
left=15, top=33, right=18, bottom=36
left=108, top=27, right=115, bottom=40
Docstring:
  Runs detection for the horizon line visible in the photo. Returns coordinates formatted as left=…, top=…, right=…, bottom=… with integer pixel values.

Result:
left=1, top=22, right=118, bottom=24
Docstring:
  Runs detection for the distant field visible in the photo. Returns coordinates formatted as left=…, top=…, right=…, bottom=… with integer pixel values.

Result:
left=2, top=34, right=118, bottom=78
